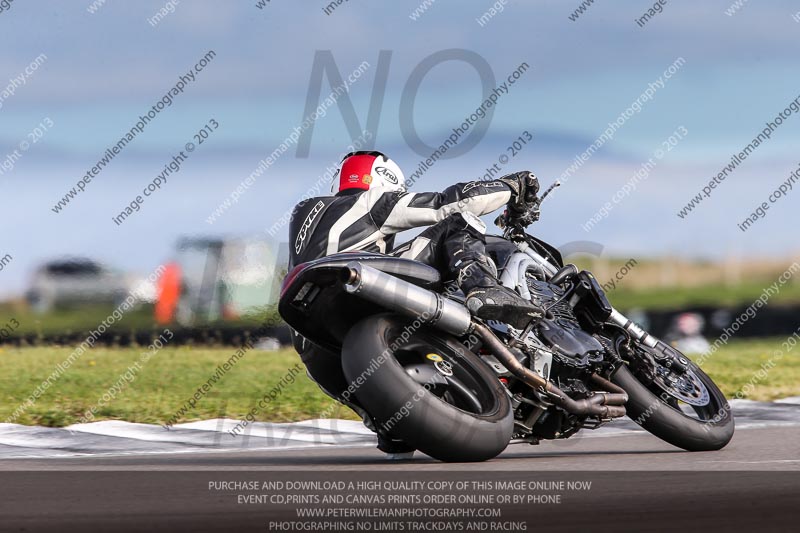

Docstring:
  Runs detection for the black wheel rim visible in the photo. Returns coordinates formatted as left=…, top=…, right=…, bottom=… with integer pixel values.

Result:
left=393, top=336, right=500, bottom=416
left=651, top=364, right=710, bottom=407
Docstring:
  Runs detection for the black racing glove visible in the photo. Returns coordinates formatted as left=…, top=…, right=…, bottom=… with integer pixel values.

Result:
left=498, top=171, right=540, bottom=214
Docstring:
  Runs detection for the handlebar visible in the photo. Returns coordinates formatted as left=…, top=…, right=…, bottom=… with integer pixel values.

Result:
left=495, top=180, right=561, bottom=236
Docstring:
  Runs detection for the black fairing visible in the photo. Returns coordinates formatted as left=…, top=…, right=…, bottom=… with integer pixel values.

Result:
left=279, top=252, right=441, bottom=351
left=527, top=234, right=565, bottom=269
left=571, top=270, right=614, bottom=327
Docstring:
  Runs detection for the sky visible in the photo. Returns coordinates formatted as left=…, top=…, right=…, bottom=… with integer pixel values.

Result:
left=1, top=0, right=799, bottom=297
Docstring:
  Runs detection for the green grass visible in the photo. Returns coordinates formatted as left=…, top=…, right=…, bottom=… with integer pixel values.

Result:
left=0, top=302, right=281, bottom=339
left=0, top=340, right=797, bottom=427
left=607, top=281, right=800, bottom=311
left=692, top=339, right=800, bottom=402
left=0, top=304, right=158, bottom=337
left=0, top=346, right=355, bottom=427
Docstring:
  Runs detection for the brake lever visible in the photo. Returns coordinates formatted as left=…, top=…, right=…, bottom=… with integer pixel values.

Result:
left=539, top=180, right=561, bottom=202
left=518, top=180, right=559, bottom=223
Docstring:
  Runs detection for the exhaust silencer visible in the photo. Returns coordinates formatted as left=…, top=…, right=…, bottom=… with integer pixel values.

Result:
left=342, top=262, right=472, bottom=337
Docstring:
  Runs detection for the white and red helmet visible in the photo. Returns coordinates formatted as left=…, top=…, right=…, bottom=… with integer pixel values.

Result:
left=332, top=151, right=406, bottom=194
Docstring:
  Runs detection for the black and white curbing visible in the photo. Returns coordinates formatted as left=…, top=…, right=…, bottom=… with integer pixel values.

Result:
left=0, top=398, right=798, bottom=459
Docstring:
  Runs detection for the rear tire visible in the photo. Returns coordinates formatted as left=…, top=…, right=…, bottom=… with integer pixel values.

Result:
left=342, top=314, right=513, bottom=462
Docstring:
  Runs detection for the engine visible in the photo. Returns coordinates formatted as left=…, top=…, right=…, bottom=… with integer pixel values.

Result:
left=526, top=278, right=605, bottom=370
left=500, top=277, right=610, bottom=440
left=489, top=255, right=619, bottom=441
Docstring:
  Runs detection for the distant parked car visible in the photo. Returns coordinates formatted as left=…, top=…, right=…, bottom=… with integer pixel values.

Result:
left=26, top=258, right=132, bottom=313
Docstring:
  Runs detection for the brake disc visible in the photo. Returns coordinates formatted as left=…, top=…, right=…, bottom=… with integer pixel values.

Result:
left=653, top=367, right=711, bottom=407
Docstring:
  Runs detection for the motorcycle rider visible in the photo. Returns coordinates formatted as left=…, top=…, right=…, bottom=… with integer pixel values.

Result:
left=287, top=150, right=543, bottom=453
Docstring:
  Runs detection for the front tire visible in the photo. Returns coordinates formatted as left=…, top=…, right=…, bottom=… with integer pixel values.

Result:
left=342, top=314, right=513, bottom=462
left=612, top=357, right=734, bottom=452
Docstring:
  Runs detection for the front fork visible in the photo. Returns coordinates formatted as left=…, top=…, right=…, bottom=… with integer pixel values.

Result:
left=514, top=241, right=691, bottom=374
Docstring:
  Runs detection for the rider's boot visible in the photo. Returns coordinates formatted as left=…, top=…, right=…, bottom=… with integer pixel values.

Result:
left=456, top=258, right=545, bottom=329
left=354, top=407, right=415, bottom=460
left=376, top=432, right=416, bottom=460
left=440, top=214, right=544, bottom=329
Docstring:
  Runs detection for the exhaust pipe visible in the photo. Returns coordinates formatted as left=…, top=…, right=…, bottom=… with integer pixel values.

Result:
left=342, top=262, right=472, bottom=337
left=590, top=373, right=629, bottom=401
left=473, top=323, right=627, bottom=419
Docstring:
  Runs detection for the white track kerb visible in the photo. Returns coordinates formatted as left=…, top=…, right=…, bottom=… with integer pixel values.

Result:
left=0, top=398, right=797, bottom=459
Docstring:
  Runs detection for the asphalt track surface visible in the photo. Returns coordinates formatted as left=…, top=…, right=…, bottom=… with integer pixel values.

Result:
left=2, top=425, right=798, bottom=471
left=1, top=426, right=798, bottom=532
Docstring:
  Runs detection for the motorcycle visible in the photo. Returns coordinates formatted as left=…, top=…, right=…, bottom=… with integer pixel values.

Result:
left=278, top=181, right=734, bottom=462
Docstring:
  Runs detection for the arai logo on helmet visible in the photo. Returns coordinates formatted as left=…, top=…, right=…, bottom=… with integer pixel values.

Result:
left=374, top=166, right=398, bottom=184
